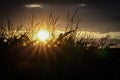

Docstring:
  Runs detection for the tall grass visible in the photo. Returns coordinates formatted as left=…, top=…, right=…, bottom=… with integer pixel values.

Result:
left=0, top=10, right=119, bottom=50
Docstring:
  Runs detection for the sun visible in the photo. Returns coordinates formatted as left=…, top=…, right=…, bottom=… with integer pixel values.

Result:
left=37, top=30, right=50, bottom=42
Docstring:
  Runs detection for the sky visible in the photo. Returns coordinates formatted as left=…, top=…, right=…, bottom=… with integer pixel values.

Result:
left=0, top=0, right=119, bottom=4
left=0, top=0, right=120, bottom=33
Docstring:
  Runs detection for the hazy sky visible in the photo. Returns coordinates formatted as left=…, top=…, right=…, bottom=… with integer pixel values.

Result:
left=0, top=0, right=120, bottom=33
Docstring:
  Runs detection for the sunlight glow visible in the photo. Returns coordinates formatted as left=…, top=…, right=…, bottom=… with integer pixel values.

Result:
left=37, top=30, right=50, bottom=42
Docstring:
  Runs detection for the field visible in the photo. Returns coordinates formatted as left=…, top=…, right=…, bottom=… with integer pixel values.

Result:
left=0, top=12, right=120, bottom=80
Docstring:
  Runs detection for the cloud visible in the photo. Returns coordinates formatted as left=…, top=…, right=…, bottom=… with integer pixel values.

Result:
left=25, top=4, right=43, bottom=8
left=76, top=3, right=87, bottom=7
